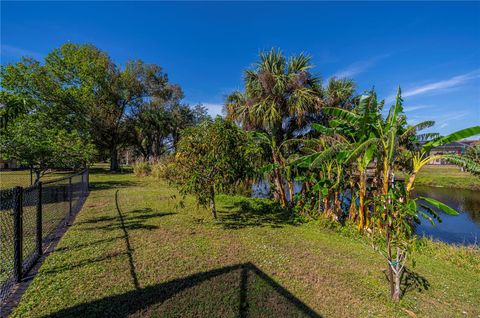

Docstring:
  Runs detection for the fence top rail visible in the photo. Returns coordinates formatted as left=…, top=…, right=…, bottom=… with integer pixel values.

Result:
left=41, top=169, right=88, bottom=185
left=0, top=169, right=87, bottom=195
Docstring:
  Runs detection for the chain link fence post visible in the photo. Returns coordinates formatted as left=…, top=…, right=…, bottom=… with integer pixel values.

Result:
left=36, top=182, right=43, bottom=256
left=1, top=169, right=91, bottom=305
left=86, top=167, right=90, bottom=191
left=68, top=176, right=72, bottom=218
left=13, top=186, right=23, bottom=283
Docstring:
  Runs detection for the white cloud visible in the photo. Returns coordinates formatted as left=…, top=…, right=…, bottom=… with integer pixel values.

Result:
left=388, top=69, right=480, bottom=102
left=329, top=54, right=390, bottom=80
left=1, top=44, right=43, bottom=60
left=403, top=104, right=432, bottom=112
left=408, top=111, right=469, bottom=131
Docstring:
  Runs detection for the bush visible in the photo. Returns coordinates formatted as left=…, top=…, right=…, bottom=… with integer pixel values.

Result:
left=133, top=161, right=151, bottom=177
left=151, top=157, right=175, bottom=180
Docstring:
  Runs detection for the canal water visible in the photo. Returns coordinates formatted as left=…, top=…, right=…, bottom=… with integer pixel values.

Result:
left=252, top=181, right=480, bottom=245
left=413, top=186, right=479, bottom=245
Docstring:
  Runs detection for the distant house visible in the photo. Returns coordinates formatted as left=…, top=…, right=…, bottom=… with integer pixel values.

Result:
left=0, top=159, right=17, bottom=169
left=428, top=140, right=479, bottom=165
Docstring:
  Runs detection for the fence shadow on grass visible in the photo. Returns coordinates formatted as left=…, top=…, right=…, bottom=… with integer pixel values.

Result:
left=39, top=252, right=127, bottom=276
left=81, top=211, right=175, bottom=232
left=43, top=262, right=322, bottom=318
left=79, top=203, right=175, bottom=233
left=220, top=199, right=297, bottom=229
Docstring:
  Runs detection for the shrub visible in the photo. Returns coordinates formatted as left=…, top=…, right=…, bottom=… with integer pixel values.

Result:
left=151, top=157, right=175, bottom=180
left=133, top=161, right=151, bottom=177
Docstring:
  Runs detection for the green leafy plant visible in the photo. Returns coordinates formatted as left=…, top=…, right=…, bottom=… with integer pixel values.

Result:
left=169, top=117, right=261, bottom=218
left=0, top=113, right=95, bottom=183
left=371, top=182, right=460, bottom=302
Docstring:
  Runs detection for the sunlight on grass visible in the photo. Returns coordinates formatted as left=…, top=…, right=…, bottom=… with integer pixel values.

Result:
left=9, top=167, right=480, bottom=318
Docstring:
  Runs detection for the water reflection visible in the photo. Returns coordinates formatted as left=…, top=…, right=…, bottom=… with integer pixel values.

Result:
left=413, top=186, right=480, bottom=245
left=253, top=181, right=480, bottom=245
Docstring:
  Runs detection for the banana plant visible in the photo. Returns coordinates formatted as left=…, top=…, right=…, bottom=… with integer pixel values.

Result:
left=290, top=123, right=350, bottom=217
left=323, top=93, right=381, bottom=230
left=372, top=180, right=460, bottom=302
left=406, top=125, right=480, bottom=193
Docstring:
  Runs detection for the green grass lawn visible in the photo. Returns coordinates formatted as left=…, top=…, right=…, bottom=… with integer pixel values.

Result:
left=9, top=167, right=480, bottom=317
left=414, top=165, right=480, bottom=191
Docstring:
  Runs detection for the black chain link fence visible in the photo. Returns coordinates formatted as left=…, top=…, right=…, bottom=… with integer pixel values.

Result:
left=0, top=169, right=76, bottom=190
left=0, top=169, right=89, bottom=306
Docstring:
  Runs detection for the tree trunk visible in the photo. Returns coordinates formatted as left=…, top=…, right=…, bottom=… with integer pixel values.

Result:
left=392, top=252, right=402, bottom=302
left=334, top=191, right=341, bottom=219
left=406, top=172, right=417, bottom=194
left=392, top=273, right=401, bottom=302
left=110, top=146, right=119, bottom=171
left=358, top=170, right=367, bottom=231
left=323, top=196, right=330, bottom=216
left=349, top=182, right=356, bottom=221
left=382, top=160, right=390, bottom=196
left=34, top=169, right=41, bottom=185
left=287, top=179, right=294, bottom=204
left=386, top=229, right=395, bottom=299
left=210, top=185, right=217, bottom=219
left=271, top=147, right=287, bottom=208
left=273, top=168, right=287, bottom=208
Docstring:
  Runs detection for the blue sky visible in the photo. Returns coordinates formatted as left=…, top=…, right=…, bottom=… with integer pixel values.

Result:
left=1, top=2, right=479, bottom=136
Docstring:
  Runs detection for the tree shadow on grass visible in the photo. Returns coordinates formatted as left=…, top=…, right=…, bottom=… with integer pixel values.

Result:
left=89, top=180, right=138, bottom=191
left=220, top=199, right=297, bottom=229
left=88, top=166, right=132, bottom=175
left=43, top=262, right=322, bottom=318
left=382, top=266, right=430, bottom=299
left=400, top=267, right=430, bottom=295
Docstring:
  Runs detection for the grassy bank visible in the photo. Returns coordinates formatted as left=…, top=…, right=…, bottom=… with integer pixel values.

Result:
left=414, top=165, right=480, bottom=191
left=10, top=167, right=480, bottom=317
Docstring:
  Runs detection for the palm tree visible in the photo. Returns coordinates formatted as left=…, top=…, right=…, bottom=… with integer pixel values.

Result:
left=226, top=48, right=354, bottom=207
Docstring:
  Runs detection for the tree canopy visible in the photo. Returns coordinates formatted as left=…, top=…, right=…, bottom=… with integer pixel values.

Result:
left=0, top=113, right=95, bottom=182
left=0, top=43, right=207, bottom=170
left=225, top=49, right=356, bottom=207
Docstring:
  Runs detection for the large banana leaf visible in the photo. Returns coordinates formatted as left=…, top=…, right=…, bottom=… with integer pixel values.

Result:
left=323, top=107, right=359, bottom=123
left=344, top=138, right=378, bottom=164
left=386, top=87, right=404, bottom=127
left=401, top=121, right=435, bottom=141
left=422, top=126, right=480, bottom=152
left=290, top=152, right=322, bottom=168
left=311, top=123, right=335, bottom=136
left=420, top=197, right=460, bottom=216
left=442, top=154, right=480, bottom=175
